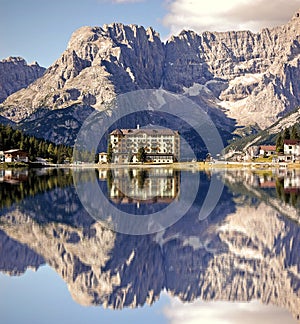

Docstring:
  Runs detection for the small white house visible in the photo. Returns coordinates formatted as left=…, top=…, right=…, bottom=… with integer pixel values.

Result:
left=4, top=149, right=28, bottom=163
left=259, top=145, right=277, bottom=157
left=284, top=140, right=300, bottom=158
left=99, top=152, right=108, bottom=164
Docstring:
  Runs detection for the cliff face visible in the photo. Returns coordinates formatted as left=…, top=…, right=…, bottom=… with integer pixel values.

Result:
left=163, top=11, right=300, bottom=128
left=0, top=10, right=300, bottom=132
left=0, top=24, right=164, bottom=122
left=0, top=178, right=299, bottom=320
left=0, top=57, right=45, bottom=103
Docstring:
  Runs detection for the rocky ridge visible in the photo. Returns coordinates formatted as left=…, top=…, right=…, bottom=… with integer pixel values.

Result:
left=0, top=10, right=299, bottom=132
left=0, top=57, right=45, bottom=103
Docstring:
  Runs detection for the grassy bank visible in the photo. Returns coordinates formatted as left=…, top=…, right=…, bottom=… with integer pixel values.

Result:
left=0, top=162, right=29, bottom=169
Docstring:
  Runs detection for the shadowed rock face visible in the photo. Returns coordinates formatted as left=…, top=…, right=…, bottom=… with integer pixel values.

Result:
left=1, top=10, right=300, bottom=132
left=0, top=57, right=45, bottom=103
left=0, top=170, right=299, bottom=320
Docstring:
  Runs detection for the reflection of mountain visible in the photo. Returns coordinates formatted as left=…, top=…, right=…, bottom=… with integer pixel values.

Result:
left=0, top=170, right=299, bottom=321
left=0, top=229, right=44, bottom=275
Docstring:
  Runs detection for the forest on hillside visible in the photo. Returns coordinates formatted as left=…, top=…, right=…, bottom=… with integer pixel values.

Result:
left=0, top=124, right=73, bottom=163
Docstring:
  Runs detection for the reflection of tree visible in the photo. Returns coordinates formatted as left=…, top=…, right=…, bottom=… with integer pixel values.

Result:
left=107, top=169, right=114, bottom=191
left=276, top=178, right=300, bottom=207
left=128, top=169, right=134, bottom=180
left=0, top=169, right=73, bottom=209
left=137, top=170, right=148, bottom=189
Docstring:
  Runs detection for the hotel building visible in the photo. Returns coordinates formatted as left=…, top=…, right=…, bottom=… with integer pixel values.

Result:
left=109, top=126, right=180, bottom=164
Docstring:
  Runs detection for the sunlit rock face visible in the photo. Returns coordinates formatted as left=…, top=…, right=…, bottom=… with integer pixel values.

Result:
left=0, top=24, right=164, bottom=122
left=163, top=11, right=300, bottom=128
left=1, top=10, right=300, bottom=133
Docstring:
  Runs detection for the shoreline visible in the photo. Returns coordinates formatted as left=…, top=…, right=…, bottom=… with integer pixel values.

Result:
left=2, top=161, right=300, bottom=171
left=68, top=161, right=300, bottom=170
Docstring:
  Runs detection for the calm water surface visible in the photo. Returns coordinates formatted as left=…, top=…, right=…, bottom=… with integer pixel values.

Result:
left=0, top=167, right=299, bottom=324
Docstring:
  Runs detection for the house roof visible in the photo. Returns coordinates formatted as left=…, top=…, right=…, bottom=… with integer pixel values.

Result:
left=260, top=145, right=276, bottom=151
left=110, top=129, right=124, bottom=135
left=4, top=149, right=27, bottom=154
left=284, top=139, right=300, bottom=145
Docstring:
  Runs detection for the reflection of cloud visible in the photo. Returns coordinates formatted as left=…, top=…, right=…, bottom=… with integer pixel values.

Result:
left=163, top=298, right=296, bottom=324
left=163, top=0, right=300, bottom=35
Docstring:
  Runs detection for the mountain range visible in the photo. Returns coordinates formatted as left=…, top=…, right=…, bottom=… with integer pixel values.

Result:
left=0, top=9, right=300, bottom=148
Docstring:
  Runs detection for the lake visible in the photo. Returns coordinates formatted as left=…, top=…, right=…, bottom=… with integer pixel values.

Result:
left=0, top=167, right=299, bottom=324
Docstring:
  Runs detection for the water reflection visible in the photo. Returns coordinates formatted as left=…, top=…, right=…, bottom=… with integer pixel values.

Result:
left=0, top=167, right=299, bottom=322
left=105, top=168, right=180, bottom=204
left=0, top=168, right=73, bottom=209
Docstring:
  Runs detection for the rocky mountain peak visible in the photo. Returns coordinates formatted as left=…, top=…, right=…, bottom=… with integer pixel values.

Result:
left=0, top=23, right=165, bottom=121
left=0, top=10, right=300, bottom=134
left=0, top=56, right=45, bottom=104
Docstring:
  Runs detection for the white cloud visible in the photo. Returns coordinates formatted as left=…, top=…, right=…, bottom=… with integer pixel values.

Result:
left=111, top=0, right=144, bottom=3
left=163, top=298, right=296, bottom=324
left=162, top=0, right=300, bottom=36
left=97, top=0, right=144, bottom=3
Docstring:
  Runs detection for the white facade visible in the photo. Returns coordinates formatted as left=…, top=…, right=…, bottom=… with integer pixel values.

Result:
left=98, top=152, right=107, bottom=163
left=4, top=149, right=28, bottom=163
left=284, top=140, right=300, bottom=157
left=109, top=128, right=180, bottom=164
left=259, top=146, right=277, bottom=157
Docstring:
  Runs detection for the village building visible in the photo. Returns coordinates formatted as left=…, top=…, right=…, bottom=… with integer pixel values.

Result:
left=284, top=140, right=300, bottom=161
left=98, top=152, right=108, bottom=164
left=259, top=145, right=277, bottom=157
left=109, top=127, right=180, bottom=164
left=245, top=142, right=300, bottom=163
left=4, top=149, right=29, bottom=163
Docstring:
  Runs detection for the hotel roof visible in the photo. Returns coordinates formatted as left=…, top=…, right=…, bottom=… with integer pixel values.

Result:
left=110, top=128, right=179, bottom=136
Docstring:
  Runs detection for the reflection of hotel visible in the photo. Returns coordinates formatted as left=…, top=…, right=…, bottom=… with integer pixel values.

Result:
left=109, top=127, right=180, bottom=164
left=284, top=170, right=300, bottom=193
left=107, top=168, right=180, bottom=204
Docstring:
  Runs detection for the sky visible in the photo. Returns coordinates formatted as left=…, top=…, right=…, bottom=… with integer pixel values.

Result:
left=0, top=267, right=296, bottom=324
left=0, top=0, right=300, bottom=67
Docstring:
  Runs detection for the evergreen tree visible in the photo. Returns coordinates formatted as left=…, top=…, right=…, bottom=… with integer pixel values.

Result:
left=276, top=133, right=284, bottom=152
left=291, top=124, right=299, bottom=140
left=283, top=128, right=290, bottom=140
left=0, top=123, right=73, bottom=163
left=137, top=146, right=146, bottom=163
left=107, top=142, right=113, bottom=163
